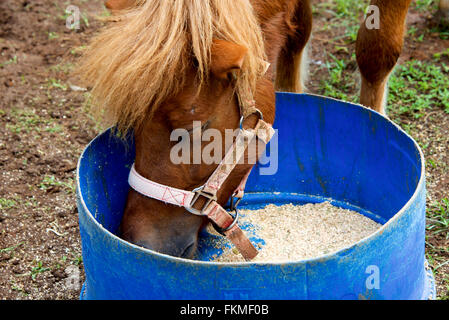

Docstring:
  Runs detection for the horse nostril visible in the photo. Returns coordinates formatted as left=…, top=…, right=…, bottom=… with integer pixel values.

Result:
left=180, top=242, right=197, bottom=259
left=134, top=240, right=196, bottom=258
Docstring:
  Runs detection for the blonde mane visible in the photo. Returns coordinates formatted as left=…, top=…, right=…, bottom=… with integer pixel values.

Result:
left=77, top=0, right=266, bottom=132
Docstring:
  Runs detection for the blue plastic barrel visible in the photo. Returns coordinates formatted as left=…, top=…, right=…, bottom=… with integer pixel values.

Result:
left=76, top=93, right=435, bottom=300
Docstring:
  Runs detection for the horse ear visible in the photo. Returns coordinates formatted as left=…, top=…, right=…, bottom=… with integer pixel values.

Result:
left=210, top=39, right=248, bottom=80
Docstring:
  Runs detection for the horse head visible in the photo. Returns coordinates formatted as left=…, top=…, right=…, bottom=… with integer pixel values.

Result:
left=78, top=0, right=275, bottom=258
left=122, top=40, right=275, bottom=258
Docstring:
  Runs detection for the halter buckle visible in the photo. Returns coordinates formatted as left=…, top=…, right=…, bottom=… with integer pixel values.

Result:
left=230, top=192, right=243, bottom=211
left=186, top=186, right=217, bottom=216
left=239, top=109, right=263, bottom=130
left=213, top=208, right=240, bottom=235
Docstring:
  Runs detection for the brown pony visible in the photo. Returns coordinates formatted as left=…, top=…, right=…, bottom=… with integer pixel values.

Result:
left=78, top=0, right=414, bottom=258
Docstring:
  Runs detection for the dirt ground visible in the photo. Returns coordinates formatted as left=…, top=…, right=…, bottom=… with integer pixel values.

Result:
left=0, top=0, right=448, bottom=300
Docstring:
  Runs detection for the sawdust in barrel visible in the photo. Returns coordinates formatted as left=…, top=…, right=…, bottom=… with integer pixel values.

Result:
left=209, top=202, right=382, bottom=263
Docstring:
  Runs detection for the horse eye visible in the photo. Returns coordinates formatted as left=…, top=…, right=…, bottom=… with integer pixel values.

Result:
left=186, top=120, right=210, bottom=135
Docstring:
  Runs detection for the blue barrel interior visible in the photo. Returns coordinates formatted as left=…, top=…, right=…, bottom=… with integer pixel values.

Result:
left=77, top=93, right=435, bottom=300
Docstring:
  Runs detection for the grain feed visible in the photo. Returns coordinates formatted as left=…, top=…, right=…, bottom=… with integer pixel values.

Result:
left=208, top=202, right=381, bottom=263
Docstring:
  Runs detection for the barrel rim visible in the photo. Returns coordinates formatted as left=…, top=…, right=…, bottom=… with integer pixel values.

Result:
left=76, top=92, right=426, bottom=267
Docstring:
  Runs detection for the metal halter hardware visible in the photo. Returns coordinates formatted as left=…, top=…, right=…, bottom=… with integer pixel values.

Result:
left=212, top=208, right=240, bottom=235
left=239, top=109, right=264, bottom=130
left=186, top=186, right=240, bottom=236
left=230, top=191, right=243, bottom=211
left=187, top=108, right=264, bottom=217
left=185, top=185, right=217, bottom=216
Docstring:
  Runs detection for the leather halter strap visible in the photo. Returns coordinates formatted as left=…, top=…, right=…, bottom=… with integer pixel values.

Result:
left=128, top=164, right=195, bottom=207
left=128, top=117, right=274, bottom=261
left=202, top=118, right=273, bottom=196
left=128, top=63, right=274, bottom=261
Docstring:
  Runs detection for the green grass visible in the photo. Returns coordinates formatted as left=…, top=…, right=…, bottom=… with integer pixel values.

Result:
left=319, top=52, right=358, bottom=102
left=0, top=242, right=24, bottom=254
left=414, top=0, right=439, bottom=11
left=314, top=0, right=369, bottom=43
left=422, top=0, right=449, bottom=40
left=39, top=175, right=75, bottom=194
left=426, top=197, right=449, bottom=298
left=433, top=28, right=449, bottom=40
left=6, top=108, right=42, bottom=134
left=69, top=45, right=86, bottom=57
left=5, top=106, right=66, bottom=136
left=30, top=261, right=50, bottom=280
left=45, top=124, right=64, bottom=133
left=388, top=60, right=449, bottom=118
left=49, top=62, right=75, bottom=75
left=81, top=12, right=90, bottom=28
left=433, top=48, right=449, bottom=61
left=315, top=4, right=449, bottom=110
left=427, top=198, right=449, bottom=240
left=10, top=280, right=29, bottom=297
left=0, top=198, right=17, bottom=210
left=314, top=0, right=373, bottom=101
left=47, top=31, right=59, bottom=40
left=439, top=285, right=449, bottom=300
left=47, top=78, right=68, bottom=91
left=73, top=255, right=83, bottom=266
left=0, top=55, right=18, bottom=68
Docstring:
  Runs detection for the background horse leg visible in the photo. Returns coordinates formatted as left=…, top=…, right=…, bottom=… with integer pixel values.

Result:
left=104, top=0, right=141, bottom=11
left=436, top=0, right=449, bottom=26
left=275, top=0, right=312, bottom=93
left=356, top=0, right=412, bottom=114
